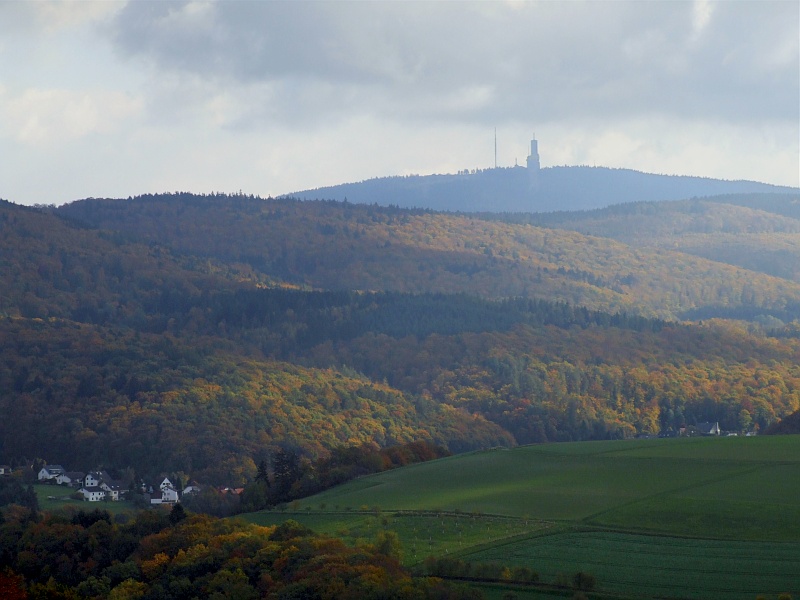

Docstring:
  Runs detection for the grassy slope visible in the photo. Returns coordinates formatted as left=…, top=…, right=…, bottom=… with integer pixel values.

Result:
left=241, top=436, right=800, bottom=599
left=33, top=484, right=135, bottom=515
left=283, top=436, right=800, bottom=539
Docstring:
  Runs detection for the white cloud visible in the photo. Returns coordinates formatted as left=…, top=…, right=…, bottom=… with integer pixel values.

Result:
left=106, top=1, right=798, bottom=128
left=1, top=88, right=142, bottom=145
left=0, top=1, right=122, bottom=35
left=691, top=0, right=715, bottom=40
left=0, top=0, right=797, bottom=206
left=33, top=0, right=123, bottom=32
left=540, top=117, right=799, bottom=186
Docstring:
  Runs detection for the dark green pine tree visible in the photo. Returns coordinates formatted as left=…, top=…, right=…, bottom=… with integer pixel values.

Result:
left=255, top=459, right=270, bottom=485
left=169, top=503, right=187, bottom=525
left=272, top=448, right=301, bottom=502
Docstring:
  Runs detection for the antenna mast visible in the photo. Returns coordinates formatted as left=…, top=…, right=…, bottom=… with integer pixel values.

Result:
left=494, top=128, right=497, bottom=169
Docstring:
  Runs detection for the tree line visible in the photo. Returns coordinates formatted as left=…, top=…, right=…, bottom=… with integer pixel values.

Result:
left=0, top=505, right=482, bottom=599
left=238, top=441, right=450, bottom=514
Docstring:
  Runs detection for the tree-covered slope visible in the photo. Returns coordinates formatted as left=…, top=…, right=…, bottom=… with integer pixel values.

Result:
left=0, top=317, right=510, bottom=484
left=3, top=197, right=800, bottom=484
left=56, top=193, right=800, bottom=321
left=0, top=199, right=272, bottom=325
left=493, top=194, right=800, bottom=284
left=0, top=201, right=511, bottom=483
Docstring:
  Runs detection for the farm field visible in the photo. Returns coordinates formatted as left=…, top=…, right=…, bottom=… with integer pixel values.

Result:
left=244, top=509, right=555, bottom=566
left=241, top=436, right=800, bottom=599
left=33, top=484, right=136, bottom=515
left=467, top=531, right=800, bottom=600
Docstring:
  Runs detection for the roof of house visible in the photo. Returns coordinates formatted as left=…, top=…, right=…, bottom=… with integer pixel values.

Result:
left=43, top=465, right=66, bottom=473
left=696, top=421, right=719, bottom=431
left=63, top=471, right=85, bottom=479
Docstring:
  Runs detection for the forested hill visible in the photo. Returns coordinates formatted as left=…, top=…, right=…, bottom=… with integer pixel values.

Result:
left=2, top=197, right=800, bottom=483
left=484, top=193, right=800, bottom=290
left=57, top=193, right=800, bottom=322
left=289, top=165, right=797, bottom=213
left=0, top=199, right=511, bottom=482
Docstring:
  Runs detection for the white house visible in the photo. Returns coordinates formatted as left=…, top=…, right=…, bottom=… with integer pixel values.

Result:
left=182, top=484, right=202, bottom=496
left=0, top=465, right=12, bottom=476
left=78, top=486, right=106, bottom=502
left=38, top=465, right=66, bottom=482
left=84, top=471, right=124, bottom=500
left=148, top=476, right=180, bottom=505
left=56, top=471, right=85, bottom=487
left=150, top=486, right=179, bottom=505
left=100, top=480, right=122, bottom=501
left=84, top=471, right=111, bottom=488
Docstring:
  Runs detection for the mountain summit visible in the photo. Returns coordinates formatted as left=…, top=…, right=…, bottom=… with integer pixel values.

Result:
left=289, top=137, right=797, bottom=213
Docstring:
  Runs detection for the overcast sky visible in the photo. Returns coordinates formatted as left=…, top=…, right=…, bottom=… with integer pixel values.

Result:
left=1, top=0, right=798, bottom=206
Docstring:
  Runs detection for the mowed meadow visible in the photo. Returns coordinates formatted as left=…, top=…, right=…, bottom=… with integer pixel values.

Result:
left=242, top=435, right=800, bottom=599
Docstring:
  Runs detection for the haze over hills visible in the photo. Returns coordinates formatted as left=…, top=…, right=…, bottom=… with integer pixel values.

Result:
left=288, top=138, right=798, bottom=212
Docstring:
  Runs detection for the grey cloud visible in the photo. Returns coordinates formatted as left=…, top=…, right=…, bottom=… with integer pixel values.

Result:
left=109, top=1, right=798, bottom=127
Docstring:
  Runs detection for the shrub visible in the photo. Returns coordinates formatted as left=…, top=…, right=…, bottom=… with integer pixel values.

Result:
left=573, top=571, right=596, bottom=591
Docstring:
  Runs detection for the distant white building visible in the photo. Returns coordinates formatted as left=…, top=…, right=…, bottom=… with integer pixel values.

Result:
left=84, top=471, right=125, bottom=500
left=56, top=471, right=85, bottom=487
left=150, top=477, right=180, bottom=505
left=78, top=486, right=106, bottom=502
left=38, top=465, right=66, bottom=482
left=182, top=484, right=203, bottom=496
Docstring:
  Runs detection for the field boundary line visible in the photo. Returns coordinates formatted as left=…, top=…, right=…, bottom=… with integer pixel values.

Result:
left=580, top=462, right=769, bottom=526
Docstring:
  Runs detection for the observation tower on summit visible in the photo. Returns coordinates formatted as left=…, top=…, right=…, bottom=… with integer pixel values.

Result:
left=526, top=135, right=541, bottom=190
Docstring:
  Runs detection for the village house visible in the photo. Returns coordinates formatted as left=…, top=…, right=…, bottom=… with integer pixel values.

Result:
left=56, top=471, right=85, bottom=487
left=84, top=471, right=108, bottom=488
left=0, top=465, right=12, bottom=476
left=695, top=422, right=721, bottom=436
left=37, top=460, right=207, bottom=505
left=85, top=471, right=124, bottom=501
left=182, top=483, right=203, bottom=496
left=149, top=477, right=180, bottom=505
left=38, top=465, right=66, bottom=482
left=78, top=486, right=106, bottom=502
left=101, top=480, right=123, bottom=501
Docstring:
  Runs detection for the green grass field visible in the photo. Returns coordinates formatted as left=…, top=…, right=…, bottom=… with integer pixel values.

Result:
left=244, top=509, right=556, bottom=565
left=467, top=531, right=800, bottom=600
left=34, top=483, right=136, bottom=515
left=240, top=436, right=800, bottom=599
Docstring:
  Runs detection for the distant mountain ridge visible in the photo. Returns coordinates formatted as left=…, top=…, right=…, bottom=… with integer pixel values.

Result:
left=289, top=165, right=798, bottom=213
